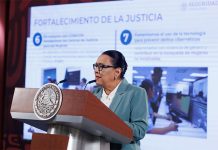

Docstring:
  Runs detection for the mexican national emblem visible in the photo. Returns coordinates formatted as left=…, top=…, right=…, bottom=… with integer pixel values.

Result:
left=33, top=83, right=62, bottom=120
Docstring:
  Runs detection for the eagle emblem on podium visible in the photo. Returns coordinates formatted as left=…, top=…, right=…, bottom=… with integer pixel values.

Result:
left=33, top=83, right=62, bottom=120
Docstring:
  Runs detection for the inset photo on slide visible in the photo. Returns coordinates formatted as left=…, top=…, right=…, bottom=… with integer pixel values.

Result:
left=133, top=67, right=207, bottom=138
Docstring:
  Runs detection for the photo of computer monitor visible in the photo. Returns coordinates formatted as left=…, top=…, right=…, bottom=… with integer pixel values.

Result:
left=171, top=95, right=191, bottom=118
left=63, top=67, right=80, bottom=88
left=42, top=68, right=56, bottom=84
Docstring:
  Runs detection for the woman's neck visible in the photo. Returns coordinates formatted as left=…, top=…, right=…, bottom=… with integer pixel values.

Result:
left=104, top=79, right=122, bottom=95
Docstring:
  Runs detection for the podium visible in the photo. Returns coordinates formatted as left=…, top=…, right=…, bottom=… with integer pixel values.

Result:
left=10, top=88, right=133, bottom=150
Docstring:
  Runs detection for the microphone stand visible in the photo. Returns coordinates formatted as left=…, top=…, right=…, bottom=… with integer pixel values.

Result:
left=84, top=80, right=96, bottom=90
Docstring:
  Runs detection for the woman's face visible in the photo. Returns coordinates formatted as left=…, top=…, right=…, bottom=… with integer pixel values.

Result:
left=94, top=54, right=117, bottom=87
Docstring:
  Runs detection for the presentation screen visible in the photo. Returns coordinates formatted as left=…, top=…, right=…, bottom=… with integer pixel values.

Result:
left=25, top=0, right=217, bottom=149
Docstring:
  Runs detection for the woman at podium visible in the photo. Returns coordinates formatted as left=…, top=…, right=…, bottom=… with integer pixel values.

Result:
left=92, top=50, right=148, bottom=150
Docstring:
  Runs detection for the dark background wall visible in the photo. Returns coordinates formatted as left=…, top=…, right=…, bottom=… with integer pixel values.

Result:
left=0, top=0, right=108, bottom=149
left=0, top=0, right=7, bottom=149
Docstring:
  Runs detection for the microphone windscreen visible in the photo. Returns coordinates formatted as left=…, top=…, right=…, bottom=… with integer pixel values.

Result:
left=59, top=79, right=67, bottom=84
left=88, top=79, right=96, bottom=84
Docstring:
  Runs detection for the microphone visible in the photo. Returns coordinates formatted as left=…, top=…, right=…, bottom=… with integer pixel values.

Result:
left=84, top=79, right=96, bottom=90
left=87, top=79, right=96, bottom=84
left=57, top=79, right=67, bottom=85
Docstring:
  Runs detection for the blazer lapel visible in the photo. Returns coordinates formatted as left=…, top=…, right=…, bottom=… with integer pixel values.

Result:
left=109, top=79, right=129, bottom=112
left=95, top=88, right=103, bottom=100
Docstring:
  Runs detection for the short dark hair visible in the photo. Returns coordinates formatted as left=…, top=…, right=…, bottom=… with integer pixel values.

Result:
left=102, top=50, right=128, bottom=79
left=140, top=79, right=153, bottom=92
left=153, top=67, right=163, bottom=75
left=81, top=78, right=87, bottom=83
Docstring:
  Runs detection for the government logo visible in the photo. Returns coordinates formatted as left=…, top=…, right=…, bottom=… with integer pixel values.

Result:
left=33, top=83, right=62, bottom=120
